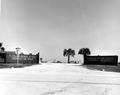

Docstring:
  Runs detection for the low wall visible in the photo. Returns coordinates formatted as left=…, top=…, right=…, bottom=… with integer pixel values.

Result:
left=0, top=52, right=39, bottom=64
left=84, top=55, right=118, bottom=65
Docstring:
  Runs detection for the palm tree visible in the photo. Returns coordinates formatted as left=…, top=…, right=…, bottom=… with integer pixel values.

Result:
left=78, top=48, right=91, bottom=64
left=63, top=48, right=75, bottom=63
left=0, top=43, right=5, bottom=53
left=78, top=48, right=91, bottom=57
left=1, top=47, right=5, bottom=53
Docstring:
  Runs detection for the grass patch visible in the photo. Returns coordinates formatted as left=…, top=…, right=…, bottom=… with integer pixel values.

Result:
left=83, top=64, right=120, bottom=73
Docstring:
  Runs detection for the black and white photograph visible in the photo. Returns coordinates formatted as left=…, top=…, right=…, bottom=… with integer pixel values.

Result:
left=0, top=0, right=120, bottom=95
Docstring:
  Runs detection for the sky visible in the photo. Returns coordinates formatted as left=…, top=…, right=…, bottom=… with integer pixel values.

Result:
left=0, top=0, right=120, bottom=62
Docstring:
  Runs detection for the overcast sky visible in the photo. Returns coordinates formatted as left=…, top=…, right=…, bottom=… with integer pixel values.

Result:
left=1, top=0, right=120, bottom=62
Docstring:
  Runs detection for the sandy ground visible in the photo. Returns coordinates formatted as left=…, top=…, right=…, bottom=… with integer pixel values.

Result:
left=0, top=63, right=120, bottom=95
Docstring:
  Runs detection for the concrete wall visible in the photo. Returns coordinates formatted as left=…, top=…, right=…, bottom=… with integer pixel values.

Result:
left=84, top=55, right=118, bottom=65
left=0, top=52, right=39, bottom=64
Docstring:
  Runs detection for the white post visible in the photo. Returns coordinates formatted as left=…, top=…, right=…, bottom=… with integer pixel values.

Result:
left=16, top=47, right=21, bottom=66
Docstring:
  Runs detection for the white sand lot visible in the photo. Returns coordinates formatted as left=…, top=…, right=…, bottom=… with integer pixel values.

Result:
left=0, top=63, right=120, bottom=95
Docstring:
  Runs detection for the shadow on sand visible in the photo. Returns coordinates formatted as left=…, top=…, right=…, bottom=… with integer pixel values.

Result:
left=0, top=63, right=37, bottom=69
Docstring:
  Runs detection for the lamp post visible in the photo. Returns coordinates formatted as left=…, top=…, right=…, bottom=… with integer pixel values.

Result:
left=16, top=47, right=21, bottom=66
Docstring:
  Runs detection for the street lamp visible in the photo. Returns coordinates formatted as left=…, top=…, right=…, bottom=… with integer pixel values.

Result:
left=16, top=47, right=21, bottom=66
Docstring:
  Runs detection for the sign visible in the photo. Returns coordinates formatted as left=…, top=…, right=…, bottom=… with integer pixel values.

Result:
left=84, top=55, right=118, bottom=65
left=6, top=52, right=39, bottom=64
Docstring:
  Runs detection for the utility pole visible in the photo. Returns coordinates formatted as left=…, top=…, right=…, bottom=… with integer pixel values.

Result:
left=16, top=47, right=21, bottom=66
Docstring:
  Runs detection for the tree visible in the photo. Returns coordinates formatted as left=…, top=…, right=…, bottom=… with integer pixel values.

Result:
left=1, top=47, right=5, bottom=53
left=78, top=48, right=91, bottom=57
left=0, top=42, right=5, bottom=53
left=63, top=48, right=75, bottom=63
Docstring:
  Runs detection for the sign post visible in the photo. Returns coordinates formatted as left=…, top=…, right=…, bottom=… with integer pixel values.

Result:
left=16, top=47, right=21, bottom=66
